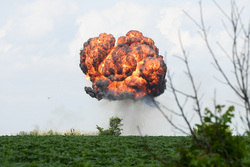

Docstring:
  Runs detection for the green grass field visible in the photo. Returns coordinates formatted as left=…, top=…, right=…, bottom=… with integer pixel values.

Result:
left=0, top=135, right=190, bottom=166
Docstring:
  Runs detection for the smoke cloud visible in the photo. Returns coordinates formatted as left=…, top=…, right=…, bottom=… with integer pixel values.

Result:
left=108, top=96, right=173, bottom=136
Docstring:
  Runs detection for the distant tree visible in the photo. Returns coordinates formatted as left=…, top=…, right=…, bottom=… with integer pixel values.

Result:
left=96, top=117, right=123, bottom=136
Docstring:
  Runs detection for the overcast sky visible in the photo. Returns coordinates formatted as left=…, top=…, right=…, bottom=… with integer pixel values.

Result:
left=1, top=0, right=249, bottom=136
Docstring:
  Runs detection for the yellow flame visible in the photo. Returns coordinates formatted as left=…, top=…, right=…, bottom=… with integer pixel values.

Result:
left=86, top=75, right=90, bottom=80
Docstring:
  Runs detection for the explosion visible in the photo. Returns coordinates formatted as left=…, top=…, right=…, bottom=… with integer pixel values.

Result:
left=80, top=30, right=167, bottom=100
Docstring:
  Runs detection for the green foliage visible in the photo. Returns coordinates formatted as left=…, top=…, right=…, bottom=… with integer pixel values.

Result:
left=0, top=133, right=249, bottom=166
left=0, top=135, right=182, bottom=166
left=171, top=105, right=250, bottom=167
left=96, top=117, right=123, bottom=136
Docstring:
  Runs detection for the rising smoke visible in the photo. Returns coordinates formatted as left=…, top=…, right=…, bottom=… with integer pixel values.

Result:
left=78, top=30, right=170, bottom=135
left=111, top=96, right=173, bottom=136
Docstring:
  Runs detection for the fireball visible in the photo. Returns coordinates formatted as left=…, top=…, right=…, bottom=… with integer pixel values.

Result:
left=80, top=30, right=167, bottom=100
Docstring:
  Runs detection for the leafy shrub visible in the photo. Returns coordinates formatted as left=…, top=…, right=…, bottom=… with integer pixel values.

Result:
left=96, top=117, right=123, bottom=136
left=171, top=105, right=249, bottom=167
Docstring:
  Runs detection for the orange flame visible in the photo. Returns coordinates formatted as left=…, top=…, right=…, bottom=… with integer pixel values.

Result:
left=80, top=30, right=167, bottom=100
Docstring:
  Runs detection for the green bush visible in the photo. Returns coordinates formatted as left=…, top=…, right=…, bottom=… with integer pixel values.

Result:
left=96, top=117, right=123, bottom=136
left=170, top=105, right=249, bottom=167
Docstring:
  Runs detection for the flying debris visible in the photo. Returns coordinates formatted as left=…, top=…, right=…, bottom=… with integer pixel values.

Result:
left=80, top=30, right=167, bottom=100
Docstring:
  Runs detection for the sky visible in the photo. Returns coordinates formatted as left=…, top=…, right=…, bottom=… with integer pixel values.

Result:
left=0, top=0, right=249, bottom=136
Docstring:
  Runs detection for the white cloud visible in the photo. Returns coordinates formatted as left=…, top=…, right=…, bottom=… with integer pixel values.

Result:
left=0, top=20, right=13, bottom=52
left=10, top=0, right=78, bottom=40
left=156, top=2, right=209, bottom=56
left=157, top=7, right=183, bottom=43
left=78, top=1, right=151, bottom=36
left=70, top=1, right=152, bottom=54
left=0, top=42, right=12, bottom=53
left=0, top=20, right=13, bottom=39
left=69, top=1, right=154, bottom=74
